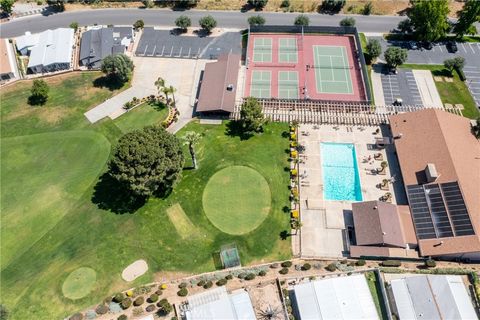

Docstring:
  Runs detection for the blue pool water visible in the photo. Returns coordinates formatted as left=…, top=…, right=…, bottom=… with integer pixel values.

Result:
left=320, top=142, right=363, bottom=201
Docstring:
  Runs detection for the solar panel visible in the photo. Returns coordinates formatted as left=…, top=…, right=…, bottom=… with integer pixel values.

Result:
left=440, top=182, right=475, bottom=236
left=406, top=181, right=474, bottom=240
left=406, top=185, right=437, bottom=239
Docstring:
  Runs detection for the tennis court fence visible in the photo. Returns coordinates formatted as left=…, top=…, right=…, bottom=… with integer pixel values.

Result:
left=248, top=25, right=372, bottom=104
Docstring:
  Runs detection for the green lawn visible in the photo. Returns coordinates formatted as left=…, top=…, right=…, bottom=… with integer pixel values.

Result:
left=0, top=73, right=291, bottom=319
left=113, top=101, right=169, bottom=133
left=401, top=64, right=479, bottom=119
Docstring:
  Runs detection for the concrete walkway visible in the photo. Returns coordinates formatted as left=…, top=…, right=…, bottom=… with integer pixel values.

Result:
left=412, top=70, right=443, bottom=108
left=370, top=67, right=385, bottom=106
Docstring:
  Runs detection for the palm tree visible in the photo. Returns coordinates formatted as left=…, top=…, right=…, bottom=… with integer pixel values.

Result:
left=292, top=219, right=303, bottom=235
left=167, top=85, right=177, bottom=106
left=155, top=77, right=165, bottom=95
left=161, top=86, right=170, bottom=102
left=182, top=131, right=201, bottom=169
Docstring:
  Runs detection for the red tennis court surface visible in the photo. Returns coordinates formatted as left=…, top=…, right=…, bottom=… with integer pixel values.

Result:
left=245, top=33, right=367, bottom=102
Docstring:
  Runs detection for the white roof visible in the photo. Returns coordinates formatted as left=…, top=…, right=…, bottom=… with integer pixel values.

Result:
left=16, top=28, right=74, bottom=68
left=185, top=287, right=256, bottom=320
left=391, top=275, right=477, bottom=320
left=293, top=274, right=379, bottom=320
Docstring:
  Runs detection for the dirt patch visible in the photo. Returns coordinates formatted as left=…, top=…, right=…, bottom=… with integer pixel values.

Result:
left=37, top=107, right=72, bottom=124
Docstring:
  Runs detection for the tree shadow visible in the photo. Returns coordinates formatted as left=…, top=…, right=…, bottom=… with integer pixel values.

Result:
left=91, top=173, right=146, bottom=214
left=225, top=121, right=253, bottom=140
left=280, top=230, right=291, bottom=240
left=27, top=95, right=47, bottom=106
left=193, top=29, right=211, bottom=38
left=93, top=76, right=124, bottom=91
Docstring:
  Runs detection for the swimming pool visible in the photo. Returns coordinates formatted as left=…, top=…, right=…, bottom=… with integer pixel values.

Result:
left=320, top=142, right=363, bottom=201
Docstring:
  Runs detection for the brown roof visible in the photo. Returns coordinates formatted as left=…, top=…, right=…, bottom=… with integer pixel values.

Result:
left=352, top=201, right=412, bottom=248
left=390, top=109, right=480, bottom=256
left=0, top=39, right=14, bottom=75
left=196, top=53, right=241, bottom=113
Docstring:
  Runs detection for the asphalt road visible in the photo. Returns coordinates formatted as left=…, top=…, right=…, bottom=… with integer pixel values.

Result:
left=0, top=9, right=407, bottom=38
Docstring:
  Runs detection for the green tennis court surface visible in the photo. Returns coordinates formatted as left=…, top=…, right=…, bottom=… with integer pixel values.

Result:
left=251, top=70, right=271, bottom=98
left=253, top=38, right=272, bottom=63
left=313, top=46, right=353, bottom=94
left=279, top=38, right=298, bottom=63
left=278, top=71, right=299, bottom=99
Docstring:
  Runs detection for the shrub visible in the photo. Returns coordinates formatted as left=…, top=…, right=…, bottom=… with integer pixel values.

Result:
left=175, top=15, right=191, bottom=31
left=113, top=292, right=125, bottom=303
left=325, top=263, right=337, bottom=272
left=157, top=299, right=173, bottom=314
left=197, top=280, right=206, bottom=287
left=146, top=304, right=155, bottom=312
left=280, top=0, right=289, bottom=8
left=133, top=297, right=145, bottom=307
left=69, top=22, right=79, bottom=31
left=69, top=313, right=84, bottom=320
left=160, top=284, right=167, bottom=290
left=148, top=293, right=159, bottom=303
left=425, top=259, right=436, bottom=268
left=279, top=267, right=289, bottom=275
left=95, top=305, right=109, bottom=315
left=245, top=273, right=256, bottom=281
left=302, top=263, right=312, bottom=271
left=178, top=282, right=188, bottom=289
left=248, top=15, right=266, bottom=26
left=203, top=281, right=213, bottom=289
left=340, top=17, right=356, bottom=27
left=270, top=263, right=280, bottom=269
left=294, top=14, right=309, bottom=26
left=356, top=259, right=366, bottom=266
left=340, top=260, right=348, bottom=264
left=121, top=298, right=132, bottom=309
left=118, top=315, right=128, bottom=320
left=133, top=19, right=144, bottom=30
left=177, top=287, right=188, bottom=297
left=238, top=272, right=247, bottom=279
left=155, top=289, right=163, bottom=296
left=199, top=15, right=217, bottom=33
left=225, top=274, right=233, bottom=280
left=281, top=261, right=293, bottom=268
left=259, top=270, right=267, bottom=276
left=29, top=79, right=49, bottom=105
left=126, top=290, right=133, bottom=297
left=362, top=1, right=373, bottom=15
left=248, top=0, right=268, bottom=9
left=382, top=260, right=402, bottom=267
left=216, top=278, right=227, bottom=286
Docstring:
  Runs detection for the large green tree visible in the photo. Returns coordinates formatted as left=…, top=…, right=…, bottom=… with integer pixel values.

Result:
left=453, top=0, right=480, bottom=38
left=28, top=79, right=49, bottom=105
left=366, top=39, right=382, bottom=63
left=294, top=14, right=309, bottom=26
left=0, top=0, right=14, bottom=15
left=384, top=47, right=408, bottom=69
left=109, top=126, right=184, bottom=197
left=407, top=0, right=450, bottom=42
left=175, top=15, right=191, bottom=31
left=100, top=54, right=134, bottom=84
left=240, top=97, right=267, bottom=134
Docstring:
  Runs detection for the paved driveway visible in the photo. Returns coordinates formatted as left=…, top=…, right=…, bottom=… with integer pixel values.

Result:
left=84, top=56, right=205, bottom=124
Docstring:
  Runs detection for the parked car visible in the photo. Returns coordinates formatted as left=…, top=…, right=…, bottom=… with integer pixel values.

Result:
left=408, top=41, right=418, bottom=50
left=446, top=41, right=458, bottom=53
left=393, top=98, right=403, bottom=106
left=422, top=41, right=433, bottom=50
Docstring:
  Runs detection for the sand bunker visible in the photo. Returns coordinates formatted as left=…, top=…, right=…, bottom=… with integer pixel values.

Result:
left=122, top=259, right=148, bottom=282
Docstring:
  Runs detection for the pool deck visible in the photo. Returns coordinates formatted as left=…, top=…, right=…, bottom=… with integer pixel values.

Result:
left=297, top=124, right=403, bottom=258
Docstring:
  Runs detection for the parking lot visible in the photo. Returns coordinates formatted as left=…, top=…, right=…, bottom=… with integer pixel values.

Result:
left=135, top=28, right=242, bottom=59
left=370, top=36, right=480, bottom=109
left=380, top=68, right=423, bottom=106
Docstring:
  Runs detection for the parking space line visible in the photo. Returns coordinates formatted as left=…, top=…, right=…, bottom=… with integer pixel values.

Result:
left=461, top=43, right=467, bottom=53
left=143, top=45, right=148, bottom=56
left=187, top=47, right=191, bottom=58
left=438, top=46, right=443, bottom=53
left=178, top=47, right=183, bottom=58
left=469, top=43, right=476, bottom=53
left=169, top=46, right=173, bottom=57
left=152, top=45, right=156, bottom=56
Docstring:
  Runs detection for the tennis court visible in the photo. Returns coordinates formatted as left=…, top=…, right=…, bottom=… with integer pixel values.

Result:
left=279, top=38, right=298, bottom=63
left=250, top=70, right=271, bottom=98
left=278, top=71, right=299, bottom=99
left=253, top=38, right=272, bottom=63
left=313, top=46, right=353, bottom=94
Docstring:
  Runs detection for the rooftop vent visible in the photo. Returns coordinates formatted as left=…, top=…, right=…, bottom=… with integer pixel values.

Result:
left=425, top=163, right=438, bottom=183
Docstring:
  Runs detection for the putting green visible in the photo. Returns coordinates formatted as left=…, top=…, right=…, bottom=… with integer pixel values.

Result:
left=62, top=267, right=97, bottom=300
left=202, top=166, right=271, bottom=235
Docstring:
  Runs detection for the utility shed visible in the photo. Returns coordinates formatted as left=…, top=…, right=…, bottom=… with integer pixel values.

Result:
left=293, top=274, right=379, bottom=320
left=390, top=275, right=477, bottom=320
left=184, top=286, right=256, bottom=320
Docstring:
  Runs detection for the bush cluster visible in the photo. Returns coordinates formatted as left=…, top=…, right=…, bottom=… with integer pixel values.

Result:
left=281, top=261, right=292, bottom=268
left=178, top=282, right=187, bottom=289
left=145, top=304, right=155, bottom=312
left=245, top=273, right=256, bottom=281
left=148, top=293, right=159, bottom=303
left=259, top=270, right=267, bottom=276
left=225, top=274, right=233, bottom=280
left=279, top=267, right=289, bottom=275
left=121, top=298, right=132, bottom=309
left=203, top=280, right=213, bottom=289
left=95, top=305, right=109, bottom=315
left=381, top=260, right=402, bottom=267
left=114, top=293, right=125, bottom=303
left=425, top=259, right=436, bottom=268
left=197, top=280, right=206, bottom=287
left=216, top=278, right=227, bottom=286
left=302, top=263, right=312, bottom=271
left=325, top=263, right=337, bottom=272
left=117, top=315, right=128, bottom=320
left=356, top=259, right=366, bottom=266
left=177, top=288, right=188, bottom=297
left=133, top=297, right=144, bottom=307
